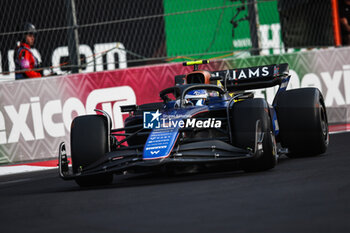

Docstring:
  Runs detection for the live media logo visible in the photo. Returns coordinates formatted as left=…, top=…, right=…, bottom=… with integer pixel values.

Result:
left=143, top=110, right=162, bottom=129
left=143, top=110, right=222, bottom=129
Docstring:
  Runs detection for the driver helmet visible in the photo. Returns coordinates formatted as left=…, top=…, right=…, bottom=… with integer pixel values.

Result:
left=185, top=89, right=208, bottom=106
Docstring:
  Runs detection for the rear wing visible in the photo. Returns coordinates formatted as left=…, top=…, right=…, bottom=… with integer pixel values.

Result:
left=212, top=63, right=289, bottom=92
left=174, top=61, right=290, bottom=92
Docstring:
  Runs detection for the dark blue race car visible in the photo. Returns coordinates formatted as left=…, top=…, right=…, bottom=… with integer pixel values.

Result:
left=58, top=60, right=329, bottom=187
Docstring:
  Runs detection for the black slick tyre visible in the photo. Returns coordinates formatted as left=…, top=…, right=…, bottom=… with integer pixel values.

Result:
left=71, top=115, right=113, bottom=187
left=231, top=98, right=277, bottom=172
left=274, top=88, right=329, bottom=157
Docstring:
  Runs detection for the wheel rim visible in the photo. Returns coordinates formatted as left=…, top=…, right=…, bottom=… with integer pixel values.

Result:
left=320, top=105, right=328, bottom=140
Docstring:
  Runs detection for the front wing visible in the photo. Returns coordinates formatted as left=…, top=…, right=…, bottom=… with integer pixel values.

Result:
left=59, top=128, right=264, bottom=180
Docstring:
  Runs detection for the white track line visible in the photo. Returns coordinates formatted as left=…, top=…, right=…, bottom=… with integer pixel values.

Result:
left=330, top=130, right=350, bottom=134
left=0, top=165, right=56, bottom=176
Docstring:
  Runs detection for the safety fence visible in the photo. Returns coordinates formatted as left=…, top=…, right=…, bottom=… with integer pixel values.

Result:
left=0, top=0, right=346, bottom=81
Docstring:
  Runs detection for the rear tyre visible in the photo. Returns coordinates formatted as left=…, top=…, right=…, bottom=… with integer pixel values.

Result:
left=231, top=98, right=277, bottom=172
left=71, top=115, right=113, bottom=187
left=274, top=88, right=329, bottom=157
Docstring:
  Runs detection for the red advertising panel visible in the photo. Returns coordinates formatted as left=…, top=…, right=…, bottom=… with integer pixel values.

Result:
left=0, top=63, right=190, bottom=163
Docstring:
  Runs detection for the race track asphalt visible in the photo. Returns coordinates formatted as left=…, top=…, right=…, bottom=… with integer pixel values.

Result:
left=0, top=132, right=349, bottom=233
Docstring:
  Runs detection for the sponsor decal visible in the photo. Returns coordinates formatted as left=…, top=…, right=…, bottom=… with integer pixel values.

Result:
left=213, top=66, right=272, bottom=81
left=143, top=127, right=179, bottom=160
left=0, top=86, right=136, bottom=145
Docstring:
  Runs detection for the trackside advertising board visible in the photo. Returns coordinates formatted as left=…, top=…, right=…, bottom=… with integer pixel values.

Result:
left=0, top=47, right=350, bottom=164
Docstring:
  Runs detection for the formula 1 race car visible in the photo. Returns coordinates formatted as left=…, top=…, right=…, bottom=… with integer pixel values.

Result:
left=58, top=60, right=329, bottom=187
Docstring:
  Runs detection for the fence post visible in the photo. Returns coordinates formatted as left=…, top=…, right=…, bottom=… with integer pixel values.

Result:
left=247, top=0, right=260, bottom=56
left=66, top=0, right=81, bottom=73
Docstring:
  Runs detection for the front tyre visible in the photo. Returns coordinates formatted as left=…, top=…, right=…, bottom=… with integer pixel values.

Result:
left=71, top=115, right=113, bottom=187
left=231, top=98, right=277, bottom=172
